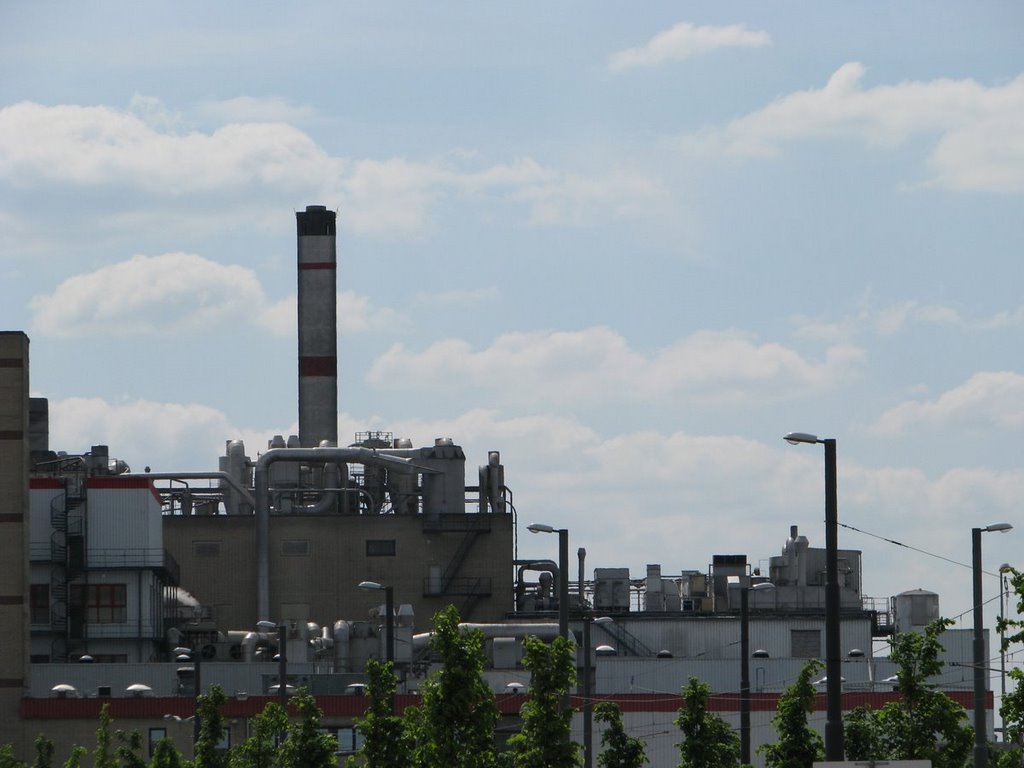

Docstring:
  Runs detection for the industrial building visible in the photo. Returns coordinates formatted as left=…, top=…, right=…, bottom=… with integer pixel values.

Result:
left=0, top=207, right=993, bottom=767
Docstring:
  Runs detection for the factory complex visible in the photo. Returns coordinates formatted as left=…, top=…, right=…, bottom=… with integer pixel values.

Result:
left=0, top=207, right=989, bottom=768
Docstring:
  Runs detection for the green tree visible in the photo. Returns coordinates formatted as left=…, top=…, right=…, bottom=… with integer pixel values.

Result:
left=675, top=677, right=739, bottom=768
left=594, top=701, right=647, bottom=768
left=229, top=702, right=287, bottom=768
left=994, top=568, right=1024, bottom=768
left=95, top=704, right=116, bottom=768
left=115, top=730, right=145, bottom=768
left=843, top=706, right=880, bottom=762
left=62, top=748, right=87, bottom=768
left=0, top=744, right=26, bottom=768
left=407, top=605, right=500, bottom=768
left=278, top=689, right=338, bottom=768
left=32, top=735, right=54, bottom=768
left=842, top=619, right=972, bottom=768
left=148, top=740, right=183, bottom=768
left=193, top=686, right=229, bottom=768
left=348, top=660, right=409, bottom=768
left=503, top=634, right=579, bottom=768
left=758, top=660, right=823, bottom=768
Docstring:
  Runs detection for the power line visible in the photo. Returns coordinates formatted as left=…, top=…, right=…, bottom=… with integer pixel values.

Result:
left=839, top=521, right=1003, bottom=577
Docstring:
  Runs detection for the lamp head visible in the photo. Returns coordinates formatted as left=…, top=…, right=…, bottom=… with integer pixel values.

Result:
left=784, top=432, right=819, bottom=445
left=984, top=523, right=1013, bottom=534
left=527, top=523, right=555, bottom=534
left=359, top=580, right=384, bottom=591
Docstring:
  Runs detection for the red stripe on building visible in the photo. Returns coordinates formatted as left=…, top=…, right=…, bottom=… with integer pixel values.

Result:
left=299, top=356, right=337, bottom=377
left=31, top=478, right=64, bottom=489
left=298, top=262, right=336, bottom=270
left=21, top=690, right=987, bottom=719
left=0, top=513, right=24, bottom=523
left=0, top=596, right=24, bottom=605
left=0, top=430, right=24, bottom=440
left=0, top=358, right=25, bottom=368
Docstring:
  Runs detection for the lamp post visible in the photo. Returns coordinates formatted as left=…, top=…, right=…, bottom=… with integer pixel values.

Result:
left=527, top=523, right=569, bottom=641
left=739, top=582, right=775, bottom=764
left=784, top=431, right=843, bottom=760
left=359, top=580, right=396, bottom=713
left=173, top=646, right=201, bottom=747
left=582, top=615, right=613, bottom=768
left=257, top=619, right=290, bottom=708
left=358, top=581, right=395, bottom=664
left=528, top=522, right=571, bottom=732
left=973, top=523, right=1013, bottom=768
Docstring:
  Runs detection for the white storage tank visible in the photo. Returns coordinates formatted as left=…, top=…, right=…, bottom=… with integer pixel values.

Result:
left=893, top=588, right=940, bottom=633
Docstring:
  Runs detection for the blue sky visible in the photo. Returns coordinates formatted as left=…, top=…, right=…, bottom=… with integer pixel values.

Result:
left=2, top=4, right=1024, bottom=639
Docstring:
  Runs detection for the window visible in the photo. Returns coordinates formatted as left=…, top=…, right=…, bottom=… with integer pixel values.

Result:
left=322, top=727, right=364, bottom=755
left=282, top=539, right=309, bottom=556
left=791, top=629, right=821, bottom=658
left=69, top=584, right=127, bottom=624
left=30, top=584, right=49, bottom=625
left=366, top=539, right=396, bottom=557
left=148, top=728, right=167, bottom=758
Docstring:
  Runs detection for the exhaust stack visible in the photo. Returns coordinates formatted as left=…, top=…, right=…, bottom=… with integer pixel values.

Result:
left=296, top=205, right=338, bottom=448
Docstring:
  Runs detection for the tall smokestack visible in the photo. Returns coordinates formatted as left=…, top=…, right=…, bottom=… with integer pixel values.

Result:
left=296, top=205, right=338, bottom=448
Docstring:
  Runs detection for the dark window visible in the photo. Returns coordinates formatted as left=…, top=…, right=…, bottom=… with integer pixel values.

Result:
left=30, top=584, right=49, bottom=625
left=282, top=540, right=309, bottom=556
left=366, top=539, right=396, bottom=557
left=193, top=541, right=221, bottom=557
left=791, top=629, right=821, bottom=658
left=30, top=654, right=50, bottom=664
left=69, top=584, right=127, bottom=624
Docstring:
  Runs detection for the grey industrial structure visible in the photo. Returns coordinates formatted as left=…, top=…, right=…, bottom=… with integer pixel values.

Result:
left=0, top=208, right=993, bottom=767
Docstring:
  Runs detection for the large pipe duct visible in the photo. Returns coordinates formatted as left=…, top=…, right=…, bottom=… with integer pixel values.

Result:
left=296, top=205, right=338, bottom=449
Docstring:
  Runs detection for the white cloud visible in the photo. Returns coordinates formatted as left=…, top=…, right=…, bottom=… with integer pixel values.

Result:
left=0, top=101, right=668, bottom=238
left=871, top=372, right=1024, bottom=435
left=693, top=64, right=1024, bottom=193
left=608, top=22, right=770, bottom=72
left=0, top=101, right=340, bottom=195
left=30, top=254, right=401, bottom=340
left=30, top=253, right=265, bottom=338
left=49, top=397, right=238, bottom=473
left=367, top=326, right=864, bottom=407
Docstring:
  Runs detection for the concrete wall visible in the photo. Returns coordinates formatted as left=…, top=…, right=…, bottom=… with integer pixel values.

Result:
left=0, top=332, right=31, bottom=755
left=164, top=512, right=516, bottom=632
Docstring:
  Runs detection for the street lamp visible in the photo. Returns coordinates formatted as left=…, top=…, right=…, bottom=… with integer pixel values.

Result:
left=582, top=615, right=613, bottom=768
left=173, top=646, right=201, bottom=746
left=973, top=523, right=1013, bottom=768
left=783, top=431, right=843, bottom=760
left=358, top=581, right=395, bottom=665
left=256, top=619, right=289, bottom=710
left=740, top=582, right=775, bottom=764
left=528, top=522, right=571, bottom=732
left=527, top=523, right=570, bottom=642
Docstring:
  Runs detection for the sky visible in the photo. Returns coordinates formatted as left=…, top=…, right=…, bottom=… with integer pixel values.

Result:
left=2, top=3, right=1024, bottom=653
